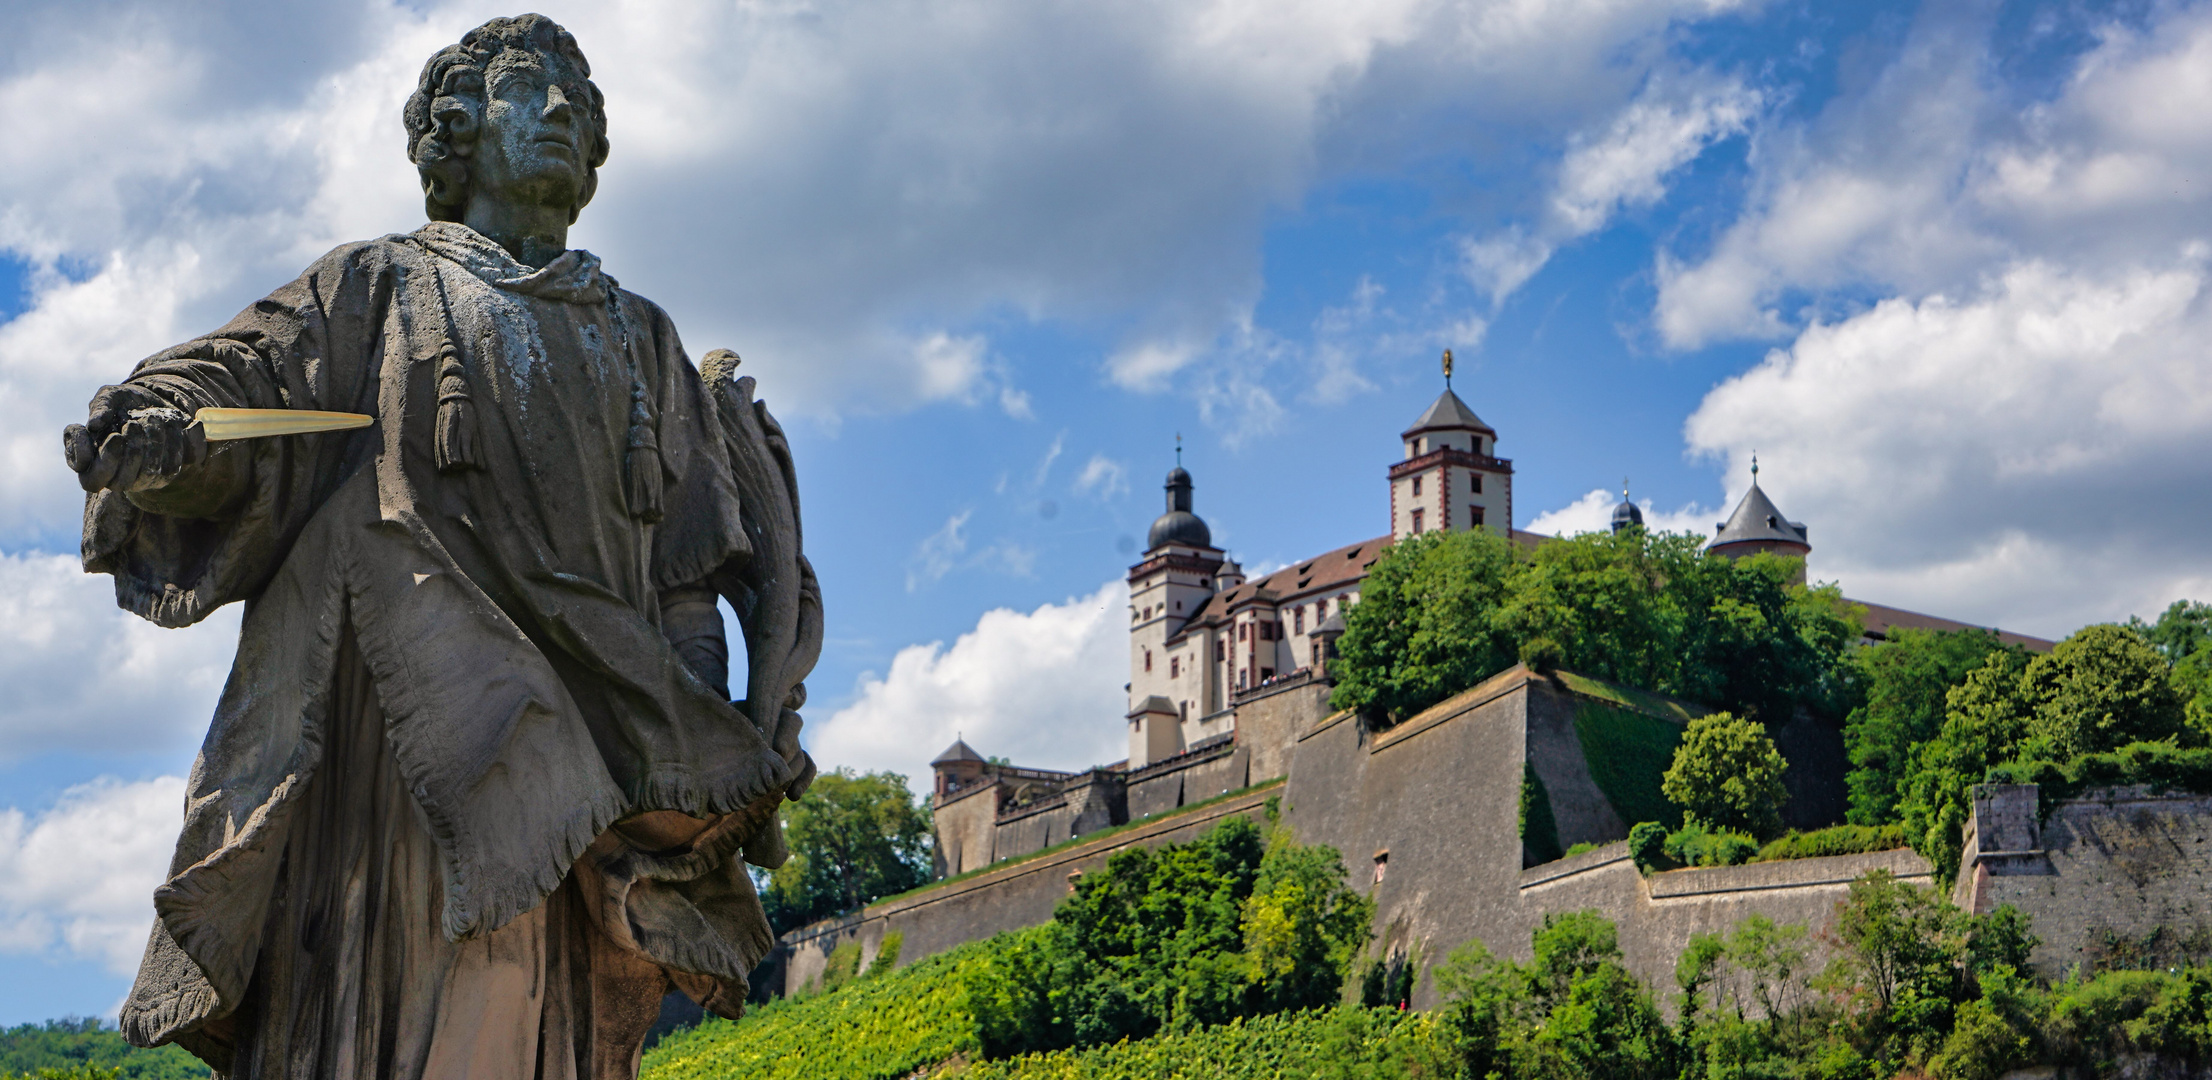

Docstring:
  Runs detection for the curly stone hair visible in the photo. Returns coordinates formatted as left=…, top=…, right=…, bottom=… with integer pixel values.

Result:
left=403, top=14, right=611, bottom=224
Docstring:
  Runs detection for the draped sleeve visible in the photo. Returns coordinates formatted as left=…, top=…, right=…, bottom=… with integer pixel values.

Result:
left=83, top=242, right=396, bottom=627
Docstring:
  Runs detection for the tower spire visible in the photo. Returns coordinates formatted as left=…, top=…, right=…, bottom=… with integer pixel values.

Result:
left=1751, top=452, right=1759, bottom=481
left=1442, top=348, right=1454, bottom=390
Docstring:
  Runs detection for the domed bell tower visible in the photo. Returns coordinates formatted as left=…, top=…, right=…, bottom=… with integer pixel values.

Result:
left=1127, top=449, right=1224, bottom=768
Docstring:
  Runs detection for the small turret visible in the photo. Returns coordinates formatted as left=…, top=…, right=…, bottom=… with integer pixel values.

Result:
left=1611, top=480, right=1644, bottom=534
left=1708, top=456, right=1809, bottom=566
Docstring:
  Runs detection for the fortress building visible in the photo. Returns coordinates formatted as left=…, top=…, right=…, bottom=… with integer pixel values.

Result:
left=926, top=362, right=2053, bottom=880
left=764, top=361, right=2138, bottom=1006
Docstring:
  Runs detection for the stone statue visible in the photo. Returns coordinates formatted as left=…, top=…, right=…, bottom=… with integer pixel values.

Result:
left=60, top=15, right=820, bottom=1079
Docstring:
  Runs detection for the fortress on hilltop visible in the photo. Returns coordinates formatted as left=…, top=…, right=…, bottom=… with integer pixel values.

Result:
left=762, top=366, right=2194, bottom=1008
left=928, top=373, right=2051, bottom=881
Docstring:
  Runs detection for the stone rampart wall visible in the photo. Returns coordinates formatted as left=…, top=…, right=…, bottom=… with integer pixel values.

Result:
left=1958, top=784, right=2212, bottom=979
left=777, top=781, right=1285, bottom=996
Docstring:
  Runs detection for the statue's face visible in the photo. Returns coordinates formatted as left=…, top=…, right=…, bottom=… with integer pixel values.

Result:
left=471, top=53, right=592, bottom=215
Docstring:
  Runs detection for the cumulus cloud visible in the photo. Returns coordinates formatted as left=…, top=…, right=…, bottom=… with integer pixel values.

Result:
left=0, top=776, right=183, bottom=977
left=0, top=553, right=235, bottom=760
left=1526, top=487, right=1719, bottom=539
left=1684, top=259, right=2212, bottom=636
left=808, top=580, right=1131, bottom=785
left=1653, top=3, right=2212, bottom=349
left=0, top=0, right=1775, bottom=534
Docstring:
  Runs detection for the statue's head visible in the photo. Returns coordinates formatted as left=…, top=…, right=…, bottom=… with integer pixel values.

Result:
left=404, top=14, right=610, bottom=225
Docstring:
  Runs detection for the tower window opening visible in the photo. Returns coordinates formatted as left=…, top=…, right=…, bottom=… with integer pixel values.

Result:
left=1215, top=639, right=1225, bottom=661
left=1294, top=608, right=1304, bottom=634
left=1144, top=650, right=1152, bottom=672
left=1170, top=656, right=1179, bottom=678
left=1411, top=476, right=1422, bottom=496
left=1471, top=506, right=1485, bottom=527
left=1411, top=508, right=1425, bottom=533
left=1472, top=474, right=1482, bottom=493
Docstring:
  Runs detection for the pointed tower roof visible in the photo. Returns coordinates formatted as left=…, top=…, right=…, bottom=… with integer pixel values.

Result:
left=931, top=738, right=986, bottom=767
left=1402, top=388, right=1494, bottom=438
left=1709, top=478, right=1808, bottom=553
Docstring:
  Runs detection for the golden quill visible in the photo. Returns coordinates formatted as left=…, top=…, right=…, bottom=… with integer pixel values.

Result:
left=194, top=407, right=373, bottom=440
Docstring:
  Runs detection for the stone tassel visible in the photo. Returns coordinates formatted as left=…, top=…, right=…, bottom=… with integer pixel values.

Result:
left=625, top=380, right=664, bottom=524
left=433, top=341, right=482, bottom=472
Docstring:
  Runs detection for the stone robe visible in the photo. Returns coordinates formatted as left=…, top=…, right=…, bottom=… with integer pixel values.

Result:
left=92, top=222, right=818, bottom=1079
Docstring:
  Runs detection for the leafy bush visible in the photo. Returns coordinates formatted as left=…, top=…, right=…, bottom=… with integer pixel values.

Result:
left=1663, top=712, right=1788, bottom=841
left=863, top=932, right=902, bottom=978
left=1755, top=823, right=1908, bottom=862
left=819, top=942, right=862, bottom=994
left=1662, top=821, right=1758, bottom=868
left=964, top=815, right=1372, bottom=1057
left=1432, top=910, right=1679, bottom=1080
left=1629, top=821, right=1668, bottom=873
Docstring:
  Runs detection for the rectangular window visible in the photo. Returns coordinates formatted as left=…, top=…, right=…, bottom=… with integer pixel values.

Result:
left=1472, top=474, right=1482, bottom=493
left=1144, top=649, right=1152, bottom=671
left=1411, top=476, right=1422, bottom=496
left=1293, top=608, right=1304, bottom=634
left=1410, top=508, right=1425, bottom=533
left=1237, top=670, right=1247, bottom=689
left=1215, top=639, right=1225, bottom=661
left=1239, top=623, right=1249, bottom=641
left=1470, top=506, right=1485, bottom=527
left=1170, top=657, right=1179, bottom=678
left=1261, top=667, right=1274, bottom=682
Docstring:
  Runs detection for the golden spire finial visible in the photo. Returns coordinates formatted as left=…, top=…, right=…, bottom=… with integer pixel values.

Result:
left=1442, top=348, right=1454, bottom=389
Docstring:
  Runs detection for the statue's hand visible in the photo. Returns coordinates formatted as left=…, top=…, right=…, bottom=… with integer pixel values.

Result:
left=64, top=384, right=208, bottom=494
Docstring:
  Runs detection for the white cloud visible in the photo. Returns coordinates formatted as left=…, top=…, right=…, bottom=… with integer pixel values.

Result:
left=0, top=552, right=235, bottom=760
left=1074, top=454, right=1130, bottom=501
left=905, top=511, right=975, bottom=592
left=0, top=777, right=183, bottom=977
left=1526, top=487, right=1719, bottom=539
left=1463, top=73, right=1758, bottom=306
left=1683, top=258, right=2212, bottom=637
left=809, top=580, right=1131, bottom=785
left=0, top=0, right=1771, bottom=529
left=1653, top=4, right=2212, bottom=349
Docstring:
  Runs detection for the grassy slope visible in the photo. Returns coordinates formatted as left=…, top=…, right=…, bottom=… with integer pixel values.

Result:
left=642, top=934, right=1006, bottom=1080
left=641, top=940, right=1446, bottom=1080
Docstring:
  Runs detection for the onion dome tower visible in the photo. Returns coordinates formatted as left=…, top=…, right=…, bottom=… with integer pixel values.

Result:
left=1610, top=480, right=1644, bottom=533
left=1708, top=455, right=1809, bottom=562
left=1148, top=465, right=1212, bottom=552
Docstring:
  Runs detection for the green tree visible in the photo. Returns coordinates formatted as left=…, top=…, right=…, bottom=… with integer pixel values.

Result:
left=2018, top=624, right=2186, bottom=760
left=1896, top=650, right=2033, bottom=883
left=1330, top=528, right=1519, bottom=722
left=1330, top=526, right=1860, bottom=728
left=761, top=768, right=934, bottom=933
left=1662, top=712, right=1789, bottom=840
left=2129, top=599, right=2212, bottom=664
left=1843, top=627, right=2018, bottom=825
left=967, top=815, right=1372, bottom=1057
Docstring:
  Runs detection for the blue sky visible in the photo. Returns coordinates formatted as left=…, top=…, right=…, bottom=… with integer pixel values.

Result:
left=2, top=0, right=2210, bottom=1023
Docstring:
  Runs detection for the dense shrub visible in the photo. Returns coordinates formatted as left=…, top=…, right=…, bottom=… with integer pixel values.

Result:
left=1842, top=627, right=2018, bottom=826
left=1662, top=712, right=1788, bottom=841
left=963, top=814, right=1372, bottom=1057
left=1754, top=823, right=1908, bottom=862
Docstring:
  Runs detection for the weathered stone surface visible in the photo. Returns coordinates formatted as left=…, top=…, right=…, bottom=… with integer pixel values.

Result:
left=63, top=15, right=814, bottom=1079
